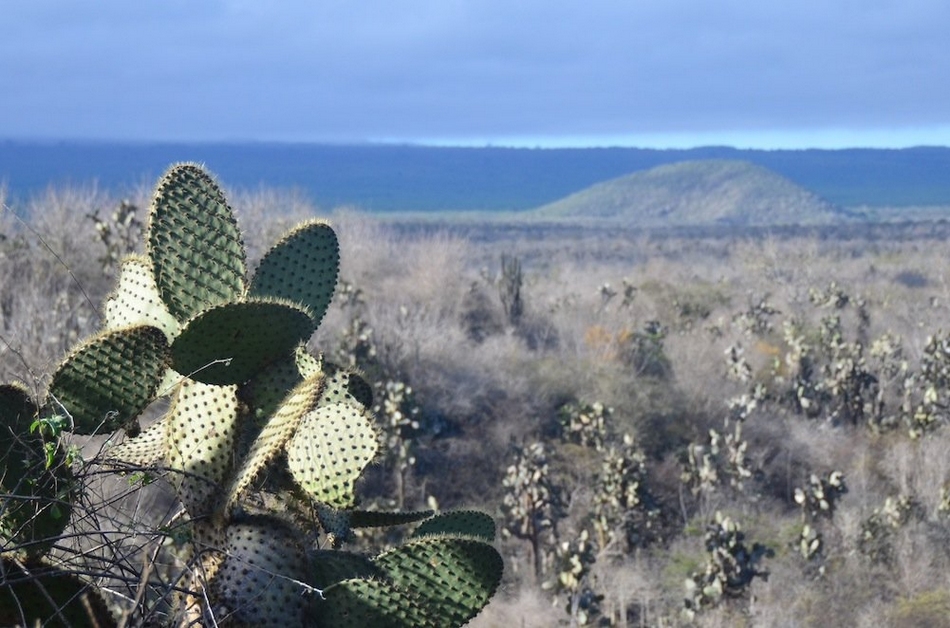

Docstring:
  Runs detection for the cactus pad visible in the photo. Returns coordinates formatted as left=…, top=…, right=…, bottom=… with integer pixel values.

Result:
left=243, top=351, right=313, bottom=428
left=148, top=163, right=246, bottom=322
left=164, top=380, right=239, bottom=519
left=170, top=299, right=315, bottom=386
left=250, top=220, right=340, bottom=327
left=373, top=536, right=504, bottom=627
left=225, top=373, right=325, bottom=513
left=320, top=362, right=374, bottom=409
left=1, top=382, right=37, bottom=451
left=213, top=517, right=311, bottom=627
left=350, top=509, right=435, bottom=530
left=48, top=326, right=170, bottom=434
left=107, top=417, right=169, bottom=467
left=307, top=550, right=380, bottom=589
left=314, top=578, right=436, bottom=627
left=286, top=402, right=379, bottom=509
left=412, top=510, right=497, bottom=542
left=104, top=254, right=180, bottom=339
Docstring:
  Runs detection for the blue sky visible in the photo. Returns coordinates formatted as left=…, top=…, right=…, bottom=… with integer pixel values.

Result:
left=2, top=1, right=949, bottom=149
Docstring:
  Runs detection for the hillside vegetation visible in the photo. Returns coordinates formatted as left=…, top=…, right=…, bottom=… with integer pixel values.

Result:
left=535, top=160, right=849, bottom=226
left=5, top=183, right=950, bottom=626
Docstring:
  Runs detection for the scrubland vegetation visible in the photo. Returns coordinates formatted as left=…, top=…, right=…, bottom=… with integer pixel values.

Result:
left=4, top=182, right=950, bottom=626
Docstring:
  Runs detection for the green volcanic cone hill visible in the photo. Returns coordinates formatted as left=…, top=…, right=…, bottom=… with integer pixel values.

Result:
left=534, top=159, right=851, bottom=227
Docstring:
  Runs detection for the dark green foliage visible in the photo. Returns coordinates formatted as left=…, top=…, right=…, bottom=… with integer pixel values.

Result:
left=499, top=253, right=524, bottom=326
left=0, top=558, right=117, bottom=628
left=1, top=385, right=73, bottom=559
left=170, top=299, right=314, bottom=385
left=48, top=325, right=169, bottom=434
left=308, top=550, right=381, bottom=589
left=619, top=320, right=672, bottom=379
left=249, top=219, right=339, bottom=327
left=314, top=537, right=504, bottom=628
left=685, top=513, right=774, bottom=617
left=412, top=510, right=497, bottom=542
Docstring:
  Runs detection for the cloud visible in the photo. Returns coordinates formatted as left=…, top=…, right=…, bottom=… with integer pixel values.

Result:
left=2, top=1, right=949, bottom=144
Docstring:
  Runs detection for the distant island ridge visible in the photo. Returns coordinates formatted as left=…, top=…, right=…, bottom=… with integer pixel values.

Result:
left=533, top=160, right=850, bottom=226
left=2, top=141, right=950, bottom=216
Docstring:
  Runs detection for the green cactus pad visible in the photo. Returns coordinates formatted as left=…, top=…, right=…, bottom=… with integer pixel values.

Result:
left=373, top=536, right=504, bottom=627
left=350, top=509, right=435, bottom=529
left=106, top=417, right=168, bottom=467
left=320, top=362, right=373, bottom=409
left=300, top=356, right=373, bottom=409
left=315, top=503, right=354, bottom=548
left=147, top=163, right=247, bottom=322
left=48, top=326, right=170, bottom=434
left=1, top=382, right=38, bottom=451
left=411, top=510, right=497, bottom=542
left=225, top=373, right=325, bottom=513
left=1, top=384, right=73, bottom=559
left=213, top=517, right=311, bottom=627
left=164, top=380, right=239, bottom=519
left=0, top=558, right=117, bottom=628
left=250, top=220, right=340, bottom=327
left=307, top=550, right=380, bottom=589
left=170, top=299, right=315, bottom=386
left=313, top=578, right=437, bottom=628
left=295, top=346, right=322, bottom=378
left=286, top=403, right=379, bottom=509
left=242, top=350, right=314, bottom=427
left=104, top=254, right=180, bottom=339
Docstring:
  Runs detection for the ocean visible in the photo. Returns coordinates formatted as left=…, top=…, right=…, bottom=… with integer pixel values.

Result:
left=2, top=141, right=950, bottom=212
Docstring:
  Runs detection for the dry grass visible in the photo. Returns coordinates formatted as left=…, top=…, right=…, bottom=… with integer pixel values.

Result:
left=5, top=186, right=950, bottom=625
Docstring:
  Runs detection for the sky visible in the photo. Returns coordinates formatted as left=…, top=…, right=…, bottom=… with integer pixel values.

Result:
left=2, top=1, right=949, bottom=149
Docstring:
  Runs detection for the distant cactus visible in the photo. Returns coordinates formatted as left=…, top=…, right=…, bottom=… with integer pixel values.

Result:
left=858, top=495, right=919, bottom=566
left=591, top=433, right=661, bottom=552
left=792, top=471, right=847, bottom=577
left=87, top=199, right=142, bottom=272
left=1, top=163, right=502, bottom=626
left=558, top=400, right=611, bottom=450
left=684, top=512, right=773, bottom=618
left=498, top=253, right=524, bottom=326
left=502, top=441, right=566, bottom=582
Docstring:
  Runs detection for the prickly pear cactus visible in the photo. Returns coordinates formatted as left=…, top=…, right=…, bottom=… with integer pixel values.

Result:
left=0, top=162, right=502, bottom=627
